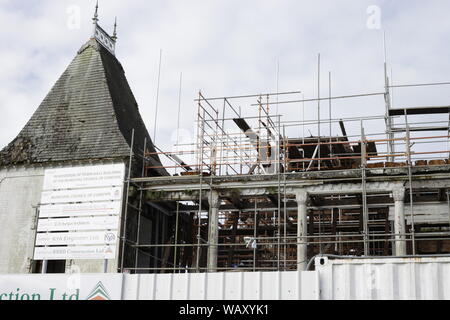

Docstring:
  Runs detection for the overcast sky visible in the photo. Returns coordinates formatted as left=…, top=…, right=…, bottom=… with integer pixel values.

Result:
left=1, top=0, right=450, bottom=164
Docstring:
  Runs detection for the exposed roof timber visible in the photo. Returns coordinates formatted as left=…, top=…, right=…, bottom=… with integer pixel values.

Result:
left=233, top=118, right=251, bottom=133
left=234, top=118, right=282, bottom=143
left=154, top=145, right=192, bottom=172
left=389, top=106, right=450, bottom=116
left=226, top=196, right=245, bottom=210
left=353, top=141, right=378, bottom=156
left=287, top=144, right=303, bottom=159
left=267, top=194, right=280, bottom=207
left=233, top=118, right=282, bottom=174
left=285, top=135, right=367, bottom=165
left=339, top=120, right=348, bottom=141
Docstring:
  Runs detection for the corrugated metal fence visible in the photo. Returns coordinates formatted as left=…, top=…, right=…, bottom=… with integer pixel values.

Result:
left=316, top=256, right=450, bottom=300
left=125, top=256, right=450, bottom=300
left=122, top=271, right=319, bottom=300
left=1, top=256, right=450, bottom=300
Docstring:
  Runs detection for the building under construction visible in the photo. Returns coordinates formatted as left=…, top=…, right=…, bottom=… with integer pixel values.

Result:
left=1, top=4, right=450, bottom=300
left=123, top=83, right=450, bottom=274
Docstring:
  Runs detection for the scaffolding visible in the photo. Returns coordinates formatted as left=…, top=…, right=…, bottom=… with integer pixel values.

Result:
left=119, top=80, right=450, bottom=274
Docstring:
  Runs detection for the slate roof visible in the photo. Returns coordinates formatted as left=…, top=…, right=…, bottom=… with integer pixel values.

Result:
left=0, top=38, right=167, bottom=176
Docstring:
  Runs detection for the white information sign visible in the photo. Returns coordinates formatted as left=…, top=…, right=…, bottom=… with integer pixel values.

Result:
left=34, top=245, right=117, bottom=260
left=42, top=163, right=125, bottom=190
left=35, top=231, right=118, bottom=246
left=40, top=186, right=123, bottom=204
left=34, top=163, right=125, bottom=261
left=37, top=216, right=120, bottom=232
left=39, top=201, right=122, bottom=218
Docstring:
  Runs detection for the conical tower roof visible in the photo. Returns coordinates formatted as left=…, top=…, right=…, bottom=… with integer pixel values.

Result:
left=0, top=24, right=167, bottom=176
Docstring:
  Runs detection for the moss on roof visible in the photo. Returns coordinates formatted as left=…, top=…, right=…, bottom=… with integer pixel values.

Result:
left=0, top=39, right=167, bottom=176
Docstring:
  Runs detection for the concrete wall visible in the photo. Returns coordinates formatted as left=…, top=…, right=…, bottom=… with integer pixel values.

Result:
left=0, top=162, right=123, bottom=274
left=0, top=166, right=44, bottom=273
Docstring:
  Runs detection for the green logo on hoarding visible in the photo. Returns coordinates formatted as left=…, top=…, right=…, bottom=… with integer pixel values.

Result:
left=86, top=282, right=111, bottom=300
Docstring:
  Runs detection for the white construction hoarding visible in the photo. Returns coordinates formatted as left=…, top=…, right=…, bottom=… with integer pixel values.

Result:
left=2, top=256, right=450, bottom=300
left=0, top=274, right=123, bottom=300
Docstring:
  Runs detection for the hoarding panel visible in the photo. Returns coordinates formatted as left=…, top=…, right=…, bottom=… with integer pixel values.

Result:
left=0, top=274, right=124, bottom=300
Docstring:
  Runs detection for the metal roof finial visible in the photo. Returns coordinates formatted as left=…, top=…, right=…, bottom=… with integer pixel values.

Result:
left=93, top=0, right=99, bottom=24
left=90, top=1, right=116, bottom=55
left=112, top=17, right=118, bottom=41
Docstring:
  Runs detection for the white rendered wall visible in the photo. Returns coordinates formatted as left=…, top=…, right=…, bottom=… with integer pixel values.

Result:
left=0, top=166, right=44, bottom=273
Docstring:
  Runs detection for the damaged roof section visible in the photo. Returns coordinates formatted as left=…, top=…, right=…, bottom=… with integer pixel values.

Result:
left=0, top=38, right=167, bottom=176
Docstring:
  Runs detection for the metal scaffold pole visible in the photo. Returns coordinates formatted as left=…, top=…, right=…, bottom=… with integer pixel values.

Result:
left=195, top=92, right=204, bottom=273
left=173, top=201, right=180, bottom=272
left=383, top=33, right=395, bottom=162
left=121, top=128, right=135, bottom=273
left=134, top=137, right=147, bottom=272
left=361, top=121, right=369, bottom=255
left=405, top=119, right=416, bottom=255
left=283, top=125, right=288, bottom=270
left=317, top=53, right=321, bottom=171
left=253, top=198, right=257, bottom=272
